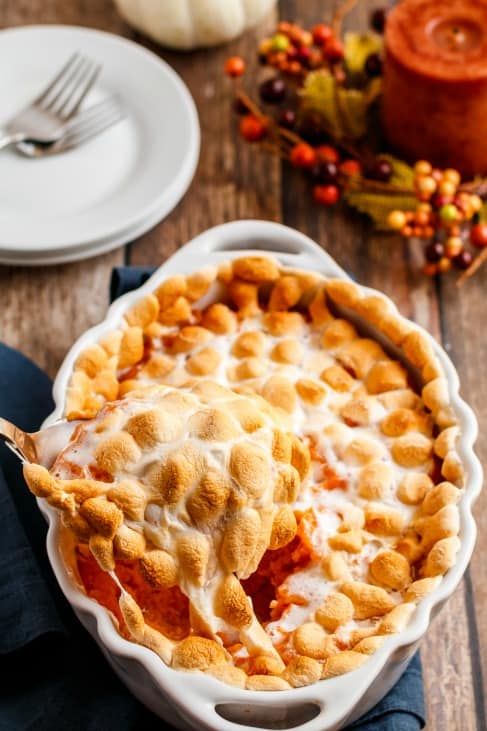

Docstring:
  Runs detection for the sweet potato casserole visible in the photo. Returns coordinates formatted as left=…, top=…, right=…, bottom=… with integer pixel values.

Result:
left=23, top=255, right=463, bottom=690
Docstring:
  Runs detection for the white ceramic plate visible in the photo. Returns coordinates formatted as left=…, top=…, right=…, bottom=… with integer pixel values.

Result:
left=0, top=25, right=200, bottom=259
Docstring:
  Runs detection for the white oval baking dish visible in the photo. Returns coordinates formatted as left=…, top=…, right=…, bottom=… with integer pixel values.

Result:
left=39, top=220, right=482, bottom=731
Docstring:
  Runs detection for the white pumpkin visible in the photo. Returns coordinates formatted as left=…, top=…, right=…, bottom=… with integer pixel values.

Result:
left=114, top=0, right=278, bottom=50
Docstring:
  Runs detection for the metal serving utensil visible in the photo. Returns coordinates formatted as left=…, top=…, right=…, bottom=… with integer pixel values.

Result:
left=0, top=417, right=79, bottom=468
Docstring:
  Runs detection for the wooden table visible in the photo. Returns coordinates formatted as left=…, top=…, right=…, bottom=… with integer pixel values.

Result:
left=0, top=2, right=485, bottom=728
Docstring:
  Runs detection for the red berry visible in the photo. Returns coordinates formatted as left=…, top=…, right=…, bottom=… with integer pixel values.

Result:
left=313, top=184, right=340, bottom=206
left=316, top=144, right=340, bottom=163
left=455, top=250, right=473, bottom=269
left=365, top=52, right=383, bottom=77
left=312, top=23, right=333, bottom=45
left=340, top=159, right=362, bottom=176
left=290, top=142, right=317, bottom=168
left=224, top=56, right=246, bottom=77
left=278, top=109, right=296, bottom=129
left=259, top=77, right=286, bottom=104
left=432, top=194, right=453, bottom=209
left=240, top=115, right=267, bottom=142
left=425, top=241, right=445, bottom=262
left=297, top=46, right=311, bottom=61
left=324, top=37, right=345, bottom=61
left=470, top=223, right=487, bottom=248
left=368, top=157, right=392, bottom=182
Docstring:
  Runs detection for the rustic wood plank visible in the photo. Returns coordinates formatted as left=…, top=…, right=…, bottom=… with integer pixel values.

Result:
left=439, top=273, right=487, bottom=728
left=0, top=0, right=130, bottom=376
left=278, top=2, right=478, bottom=730
left=128, top=13, right=281, bottom=266
left=0, top=0, right=484, bottom=728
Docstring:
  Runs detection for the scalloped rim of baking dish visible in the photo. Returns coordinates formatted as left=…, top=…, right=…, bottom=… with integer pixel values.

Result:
left=39, top=221, right=483, bottom=731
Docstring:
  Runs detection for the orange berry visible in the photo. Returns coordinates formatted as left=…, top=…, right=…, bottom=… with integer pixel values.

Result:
left=387, top=210, right=407, bottom=230
left=415, top=175, right=436, bottom=195
left=417, top=202, right=432, bottom=214
left=470, top=223, right=487, bottom=248
left=470, top=194, right=482, bottom=213
left=423, top=262, right=438, bottom=276
left=290, top=142, right=317, bottom=168
left=312, top=23, right=333, bottom=45
left=423, top=226, right=435, bottom=238
left=445, top=237, right=463, bottom=258
left=415, top=211, right=431, bottom=226
left=324, top=37, right=344, bottom=61
left=239, top=115, right=267, bottom=142
left=317, top=145, right=340, bottom=163
left=401, top=225, right=414, bottom=237
left=438, top=180, right=457, bottom=197
left=224, top=56, right=246, bottom=77
left=443, top=168, right=461, bottom=186
left=313, top=184, right=340, bottom=205
left=437, top=256, right=452, bottom=273
left=340, top=159, right=362, bottom=176
left=414, top=160, right=432, bottom=176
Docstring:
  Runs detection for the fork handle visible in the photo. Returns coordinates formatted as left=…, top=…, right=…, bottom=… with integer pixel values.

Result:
left=0, top=129, right=25, bottom=151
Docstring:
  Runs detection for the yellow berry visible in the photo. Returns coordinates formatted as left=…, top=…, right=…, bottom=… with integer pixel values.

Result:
left=470, top=194, right=483, bottom=213
left=445, top=236, right=463, bottom=258
left=438, top=180, right=457, bottom=197
left=259, top=38, right=272, bottom=55
left=414, top=160, right=432, bottom=176
left=415, top=175, right=437, bottom=195
left=437, top=256, right=452, bottom=273
left=443, top=169, right=461, bottom=186
left=387, top=210, right=407, bottom=230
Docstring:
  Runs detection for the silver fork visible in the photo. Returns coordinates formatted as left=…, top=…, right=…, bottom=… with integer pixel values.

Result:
left=0, top=417, right=79, bottom=468
left=16, top=96, right=125, bottom=158
left=0, top=53, right=101, bottom=151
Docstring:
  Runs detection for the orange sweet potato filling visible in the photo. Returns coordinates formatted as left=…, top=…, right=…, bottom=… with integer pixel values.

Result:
left=76, top=545, right=190, bottom=641
left=76, top=512, right=314, bottom=650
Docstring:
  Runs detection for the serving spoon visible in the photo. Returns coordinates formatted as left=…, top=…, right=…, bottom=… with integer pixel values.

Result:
left=0, top=417, right=79, bottom=468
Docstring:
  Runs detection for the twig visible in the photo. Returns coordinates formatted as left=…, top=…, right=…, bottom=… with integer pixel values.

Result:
left=456, top=247, right=487, bottom=286
left=332, top=0, right=359, bottom=37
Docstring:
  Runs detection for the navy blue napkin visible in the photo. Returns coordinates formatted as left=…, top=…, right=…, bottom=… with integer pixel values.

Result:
left=0, top=266, right=425, bottom=730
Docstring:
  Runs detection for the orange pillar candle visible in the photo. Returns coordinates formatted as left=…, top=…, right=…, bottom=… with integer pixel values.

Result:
left=382, top=0, right=487, bottom=178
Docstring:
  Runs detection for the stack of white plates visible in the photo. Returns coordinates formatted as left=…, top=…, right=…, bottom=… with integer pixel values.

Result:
left=0, top=26, right=200, bottom=266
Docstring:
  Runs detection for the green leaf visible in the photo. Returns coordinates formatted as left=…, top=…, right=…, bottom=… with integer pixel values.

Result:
left=301, top=70, right=382, bottom=140
left=478, top=201, right=487, bottom=224
left=344, top=190, right=417, bottom=229
left=301, top=70, right=342, bottom=137
left=379, top=154, right=415, bottom=188
left=344, top=32, right=383, bottom=74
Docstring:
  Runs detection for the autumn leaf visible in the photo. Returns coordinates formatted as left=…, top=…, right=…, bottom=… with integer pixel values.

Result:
left=301, top=70, right=381, bottom=139
left=344, top=156, right=416, bottom=228
left=344, top=32, right=383, bottom=74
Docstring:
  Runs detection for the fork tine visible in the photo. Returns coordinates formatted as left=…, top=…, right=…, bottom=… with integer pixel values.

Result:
left=61, top=107, right=125, bottom=149
left=34, top=53, right=80, bottom=105
left=39, top=55, right=86, bottom=111
left=41, top=55, right=86, bottom=112
left=66, top=97, right=121, bottom=132
left=59, top=61, right=102, bottom=119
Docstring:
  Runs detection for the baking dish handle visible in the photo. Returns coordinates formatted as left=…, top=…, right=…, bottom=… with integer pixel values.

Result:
left=171, top=658, right=386, bottom=731
left=162, top=220, right=349, bottom=280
